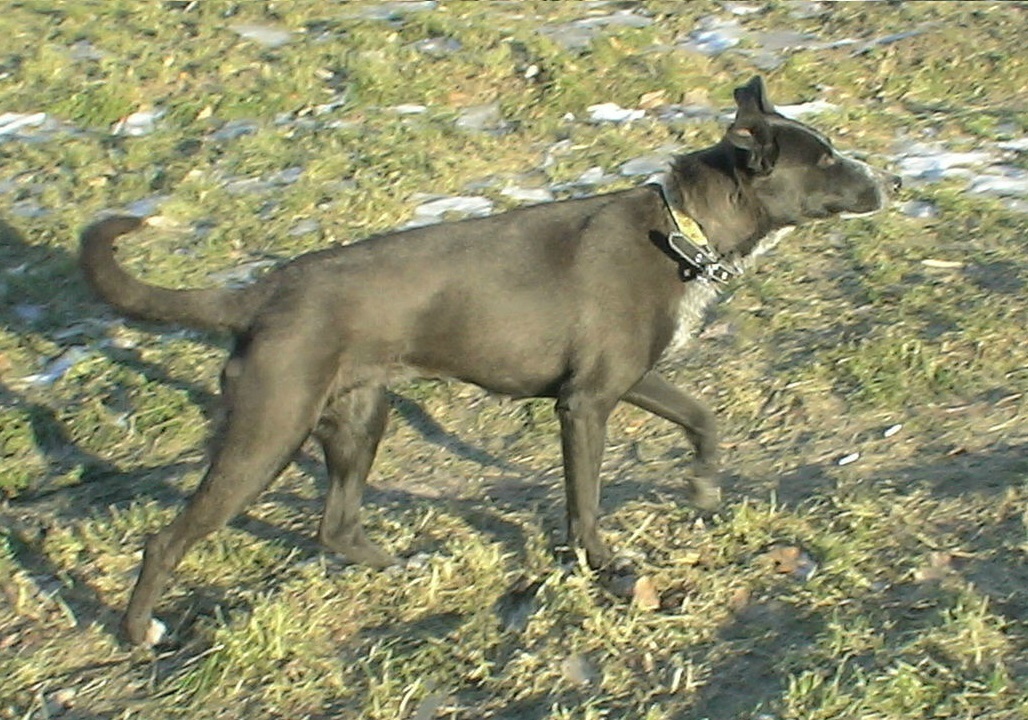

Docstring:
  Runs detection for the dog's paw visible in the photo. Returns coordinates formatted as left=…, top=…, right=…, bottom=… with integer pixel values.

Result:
left=144, top=618, right=168, bottom=646
left=323, top=534, right=398, bottom=569
left=122, top=615, right=167, bottom=647
left=357, top=545, right=400, bottom=570
left=688, top=474, right=721, bottom=511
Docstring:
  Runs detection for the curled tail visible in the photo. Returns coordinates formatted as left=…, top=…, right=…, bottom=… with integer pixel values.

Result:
left=79, top=215, right=268, bottom=333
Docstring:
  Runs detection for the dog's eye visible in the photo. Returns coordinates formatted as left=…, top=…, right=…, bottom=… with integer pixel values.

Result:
left=818, top=153, right=838, bottom=168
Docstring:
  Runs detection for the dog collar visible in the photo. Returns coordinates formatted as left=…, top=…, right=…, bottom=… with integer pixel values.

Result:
left=648, top=176, right=736, bottom=284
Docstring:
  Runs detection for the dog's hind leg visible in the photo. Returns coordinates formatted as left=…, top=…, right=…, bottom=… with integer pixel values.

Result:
left=621, top=371, right=720, bottom=510
left=120, top=345, right=332, bottom=645
left=314, top=384, right=396, bottom=569
left=556, top=390, right=619, bottom=570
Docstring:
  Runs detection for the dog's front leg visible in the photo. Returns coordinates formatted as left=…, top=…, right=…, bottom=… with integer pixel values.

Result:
left=622, top=371, right=720, bottom=510
left=556, top=391, right=617, bottom=569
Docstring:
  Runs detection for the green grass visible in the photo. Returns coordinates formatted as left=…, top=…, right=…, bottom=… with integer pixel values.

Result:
left=1, top=1, right=1026, bottom=718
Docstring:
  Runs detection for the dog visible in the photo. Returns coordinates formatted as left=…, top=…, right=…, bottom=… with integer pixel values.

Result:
left=79, top=77, right=899, bottom=645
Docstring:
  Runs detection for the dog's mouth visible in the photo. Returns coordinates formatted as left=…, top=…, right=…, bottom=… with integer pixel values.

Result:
left=840, top=208, right=886, bottom=219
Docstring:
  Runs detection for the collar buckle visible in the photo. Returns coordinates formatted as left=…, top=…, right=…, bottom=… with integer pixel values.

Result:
left=666, top=232, right=735, bottom=285
left=651, top=180, right=736, bottom=285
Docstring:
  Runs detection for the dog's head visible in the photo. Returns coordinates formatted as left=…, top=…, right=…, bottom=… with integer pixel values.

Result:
left=725, top=76, right=900, bottom=226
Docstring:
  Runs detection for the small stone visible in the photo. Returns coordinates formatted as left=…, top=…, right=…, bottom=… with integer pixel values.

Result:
left=883, top=424, right=903, bottom=438
left=837, top=452, right=860, bottom=466
left=288, top=219, right=320, bottom=236
left=391, top=104, right=428, bottom=115
left=455, top=103, right=508, bottom=134
left=211, top=119, right=259, bottom=141
left=587, top=102, right=645, bottom=124
left=112, top=109, right=162, bottom=137
left=561, top=653, right=600, bottom=687
left=413, top=36, right=461, bottom=57
left=620, top=154, right=673, bottom=177
left=46, top=687, right=77, bottom=715
left=500, top=186, right=554, bottom=204
left=230, top=24, right=292, bottom=49
left=899, top=200, right=939, bottom=219
left=921, top=259, right=963, bottom=270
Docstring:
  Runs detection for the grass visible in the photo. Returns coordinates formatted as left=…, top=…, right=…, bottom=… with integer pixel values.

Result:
left=1, top=1, right=1026, bottom=718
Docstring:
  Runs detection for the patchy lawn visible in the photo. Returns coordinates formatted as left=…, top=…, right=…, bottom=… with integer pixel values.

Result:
left=1, top=1, right=1025, bottom=718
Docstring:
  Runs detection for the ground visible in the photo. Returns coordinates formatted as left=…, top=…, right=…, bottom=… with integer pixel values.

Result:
left=0, top=1, right=1026, bottom=718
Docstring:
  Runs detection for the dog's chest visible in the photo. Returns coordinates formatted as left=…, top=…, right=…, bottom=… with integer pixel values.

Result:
left=669, top=281, right=720, bottom=351
left=666, top=226, right=794, bottom=352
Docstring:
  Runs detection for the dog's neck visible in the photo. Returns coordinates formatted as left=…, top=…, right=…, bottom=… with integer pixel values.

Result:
left=648, top=173, right=738, bottom=284
left=666, top=148, right=776, bottom=262
left=647, top=172, right=709, bottom=245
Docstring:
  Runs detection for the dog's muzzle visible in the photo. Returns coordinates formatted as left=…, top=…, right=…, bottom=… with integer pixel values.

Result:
left=840, top=159, right=902, bottom=218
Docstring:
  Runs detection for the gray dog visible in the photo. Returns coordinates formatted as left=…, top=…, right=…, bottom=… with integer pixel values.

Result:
left=80, top=77, right=899, bottom=645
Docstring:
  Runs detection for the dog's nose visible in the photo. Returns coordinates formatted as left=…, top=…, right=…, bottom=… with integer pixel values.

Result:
left=890, top=174, right=902, bottom=192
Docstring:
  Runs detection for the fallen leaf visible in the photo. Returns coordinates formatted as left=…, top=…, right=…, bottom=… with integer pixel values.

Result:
left=143, top=215, right=180, bottom=229
left=676, top=549, right=704, bottom=566
left=761, top=544, right=818, bottom=581
left=727, top=586, right=751, bottom=612
left=0, top=630, right=18, bottom=651
left=632, top=575, right=661, bottom=611
left=639, top=89, right=668, bottom=108
left=447, top=91, right=472, bottom=106
left=766, top=545, right=800, bottom=573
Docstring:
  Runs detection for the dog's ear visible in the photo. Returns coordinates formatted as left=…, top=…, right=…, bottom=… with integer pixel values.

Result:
left=726, top=76, right=778, bottom=175
left=734, top=76, right=775, bottom=114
